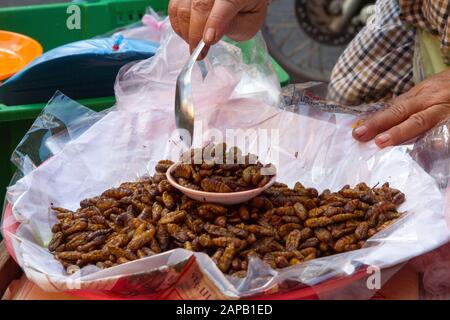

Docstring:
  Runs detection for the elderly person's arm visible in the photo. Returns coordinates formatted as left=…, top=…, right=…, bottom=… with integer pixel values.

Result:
left=353, top=70, right=450, bottom=147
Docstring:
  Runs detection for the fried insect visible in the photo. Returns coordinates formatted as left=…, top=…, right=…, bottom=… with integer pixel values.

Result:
left=172, top=164, right=192, bottom=179
left=211, top=248, right=224, bottom=264
left=77, top=235, right=106, bottom=252
left=56, top=251, right=82, bottom=261
left=80, top=250, right=109, bottom=263
left=156, top=224, right=170, bottom=251
left=198, top=203, right=227, bottom=216
left=227, top=225, right=248, bottom=238
left=218, top=243, right=236, bottom=273
left=62, top=219, right=88, bottom=236
left=48, top=232, right=64, bottom=252
left=212, top=237, right=245, bottom=250
left=178, top=178, right=201, bottom=190
left=200, top=178, right=232, bottom=193
left=285, top=229, right=302, bottom=251
left=107, top=245, right=138, bottom=260
left=204, top=223, right=233, bottom=237
left=245, top=225, right=274, bottom=237
left=304, top=217, right=332, bottom=228
left=162, top=191, right=175, bottom=210
left=155, top=160, right=174, bottom=173
left=158, top=210, right=187, bottom=224
left=102, top=187, right=132, bottom=200
left=355, top=222, right=369, bottom=240
left=334, top=234, right=358, bottom=253
left=127, top=228, right=155, bottom=250
left=278, top=223, right=302, bottom=237
left=314, top=228, right=332, bottom=243
left=107, top=233, right=130, bottom=248
left=166, top=224, right=190, bottom=242
left=275, top=206, right=296, bottom=216
left=294, top=202, right=308, bottom=220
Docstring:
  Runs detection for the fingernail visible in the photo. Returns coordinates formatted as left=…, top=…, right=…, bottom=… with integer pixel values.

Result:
left=375, top=133, right=391, bottom=145
left=204, top=28, right=216, bottom=44
left=353, top=125, right=367, bottom=137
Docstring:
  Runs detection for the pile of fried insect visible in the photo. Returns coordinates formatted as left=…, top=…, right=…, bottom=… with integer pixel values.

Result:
left=49, top=144, right=405, bottom=277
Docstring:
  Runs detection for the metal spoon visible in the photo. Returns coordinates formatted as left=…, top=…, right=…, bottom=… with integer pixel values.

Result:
left=175, top=40, right=206, bottom=146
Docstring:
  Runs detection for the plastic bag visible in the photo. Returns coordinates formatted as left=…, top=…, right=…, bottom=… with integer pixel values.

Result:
left=0, top=37, right=159, bottom=105
left=2, top=23, right=449, bottom=299
left=409, top=119, right=450, bottom=296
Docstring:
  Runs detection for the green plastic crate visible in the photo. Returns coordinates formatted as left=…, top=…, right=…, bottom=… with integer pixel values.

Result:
left=0, top=0, right=290, bottom=205
left=0, top=0, right=169, bottom=51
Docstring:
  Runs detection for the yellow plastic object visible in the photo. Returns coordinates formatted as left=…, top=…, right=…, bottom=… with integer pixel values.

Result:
left=413, top=29, right=450, bottom=84
left=0, top=30, right=43, bottom=81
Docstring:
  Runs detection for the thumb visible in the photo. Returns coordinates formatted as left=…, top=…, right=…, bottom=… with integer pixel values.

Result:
left=202, top=0, right=243, bottom=45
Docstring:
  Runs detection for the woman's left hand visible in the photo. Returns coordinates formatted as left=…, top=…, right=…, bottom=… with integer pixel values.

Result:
left=352, top=70, right=450, bottom=148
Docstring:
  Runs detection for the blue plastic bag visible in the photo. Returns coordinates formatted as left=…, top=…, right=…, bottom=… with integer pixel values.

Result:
left=0, top=37, right=159, bottom=105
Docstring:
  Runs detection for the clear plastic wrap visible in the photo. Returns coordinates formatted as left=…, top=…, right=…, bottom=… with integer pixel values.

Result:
left=10, top=93, right=106, bottom=177
left=2, top=24, right=449, bottom=300
left=409, top=119, right=450, bottom=296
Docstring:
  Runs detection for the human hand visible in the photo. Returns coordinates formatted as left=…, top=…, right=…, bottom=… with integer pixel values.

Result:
left=168, top=0, right=268, bottom=57
left=352, top=70, right=450, bottom=148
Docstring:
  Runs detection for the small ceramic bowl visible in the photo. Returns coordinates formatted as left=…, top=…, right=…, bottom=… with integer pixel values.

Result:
left=166, top=163, right=277, bottom=205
